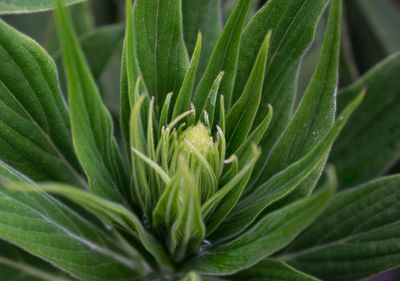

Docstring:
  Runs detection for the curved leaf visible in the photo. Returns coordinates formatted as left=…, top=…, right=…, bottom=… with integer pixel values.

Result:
left=0, top=188, right=142, bottom=281
left=133, top=0, right=189, bottom=109
left=194, top=0, right=252, bottom=112
left=0, top=18, right=83, bottom=186
left=231, top=259, right=320, bottom=281
left=284, top=175, right=400, bottom=281
left=55, top=0, right=128, bottom=201
left=331, top=52, right=400, bottom=189
left=188, top=170, right=336, bottom=275
left=0, top=0, right=85, bottom=14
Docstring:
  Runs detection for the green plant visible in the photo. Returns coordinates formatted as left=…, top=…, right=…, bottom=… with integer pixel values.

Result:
left=0, top=0, right=399, bottom=280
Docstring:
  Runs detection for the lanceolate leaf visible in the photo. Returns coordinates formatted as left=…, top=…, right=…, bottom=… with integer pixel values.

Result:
left=232, top=259, right=320, bottom=281
left=226, top=32, right=271, bottom=153
left=259, top=0, right=342, bottom=195
left=0, top=240, right=74, bottom=281
left=172, top=33, right=202, bottom=119
left=331, top=52, right=400, bottom=189
left=0, top=0, right=85, bottom=14
left=182, top=0, right=222, bottom=80
left=235, top=0, right=330, bottom=179
left=55, top=0, right=128, bottom=201
left=0, top=19, right=83, bottom=186
left=0, top=188, right=142, bottom=281
left=133, top=0, right=189, bottom=110
left=188, top=171, right=336, bottom=275
left=194, top=0, right=252, bottom=112
left=214, top=92, right=364, bottom=241
left=284, top=176, right=400, bottom=281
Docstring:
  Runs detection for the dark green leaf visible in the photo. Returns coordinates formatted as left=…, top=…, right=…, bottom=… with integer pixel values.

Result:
left=226, top=31, right=271, bottom=153
left=188, top=170, right=336, bottom=275
left=0, top=18, right=83, bottom=186
left=0, top=188, right=142, bottom=281
left=232, top=259, right=320, bottom=281
left=214, top=91, right=363, bottom=241
left=331, top=52, right=400, bottom=189
left=194, top=0, right=252, bottom=112
left=0, top=240, right=75, bottom=281
left=133, top=0, right=189, bottom=109
left=260, top=0, right=342, bottom=196
left=55, top=0, right=128, bottom=201
left=235, top=0, right=330, bottom=181
left=0, top=0, right=86, bottom=14
left=284, top=175, right=400, bottom=281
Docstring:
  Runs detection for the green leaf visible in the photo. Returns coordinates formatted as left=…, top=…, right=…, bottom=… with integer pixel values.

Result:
left=120, top=0, right=142, bottom=156
left=55, top=0, right=128, bottom=201
left=0, top=240, right=75, bottom=281
left=188, top=169, right=336, bottom=275
left=235, top=0, right=330, bottom=180
left=231, top=259, right=320, bottom=281
left=258, top=0, right=342, bottom=196
left=170, top=161, right=205, bottom=262
left=182, top=0, right=222, bottom=81
left=180, top=271, right=202, bottom=281
left=284, top=175, right=400, bottom=281
left=3, top=180, right=172, bottom=269
left=331, top=52, right=400, bottom=189
left=0, top=19, right=84, bottom=186
left=0, top=188, right=142, bottom=281
left=0, top=0, right=86, bottom=14
left=194, top=0, right=252, bottom=112
left=225, top=31, right=271, bottom=153
left=213, top=91, right=364, bottom=241
left=172, top=33, right=202, bottom=119
left=133, top=0, right=189, bottom=109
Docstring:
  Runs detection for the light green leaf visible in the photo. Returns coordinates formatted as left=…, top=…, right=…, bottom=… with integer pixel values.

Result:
left=0, top=18, right=84, bottom=186
left=235, top=0, right=330, bottom=180
left=259, top=0, right=342, bottom=196
left=225, top=31, right=271, bottom=153
left=331, top=52, right=400, bottom=189
left=182, top=0, right=222, bottom=81
left=284, top=175, right=400, bottom=281
left=213, top=91, right=364, bottom=241
left=231, top=259, right=320, bottom=281
left=194, top=0, right=252, bottom=112
left=170, top=161, right=205, bottom=262
left=180, top=271, right=202, bottom=281
left=133, top=0, right=189, bottom=109
left=0, top=240, right=75, bottom=281
left=0, top=0, right=86, bottom=14
left=0, top=187, right=142, bottom=281
left=188, top=169, right=336, bottom=275
left=55, top=0, right=128, bottom=201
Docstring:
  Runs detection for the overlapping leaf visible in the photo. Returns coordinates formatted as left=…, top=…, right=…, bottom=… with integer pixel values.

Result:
left=55, top=0, right=128, bottom=201
left=188, top=170, right=336, bottom=275
left=231, top=260, right=320, bottom=281
left=259, top=0, right=341, bottom=198
left=331, top=52, right=400, bottom=188
left=235, top=0, right=331, bottom=182
left=133, top=0, right=189, bottom=109
left=284, top=176, right=400, bottom=281
left=194, top=0, right=252, bottom=112
left=0, top=19, right=83, bottom=186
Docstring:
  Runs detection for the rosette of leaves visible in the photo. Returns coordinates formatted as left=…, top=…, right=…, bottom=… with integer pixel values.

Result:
left=0, top=0, right=399, bottom=281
